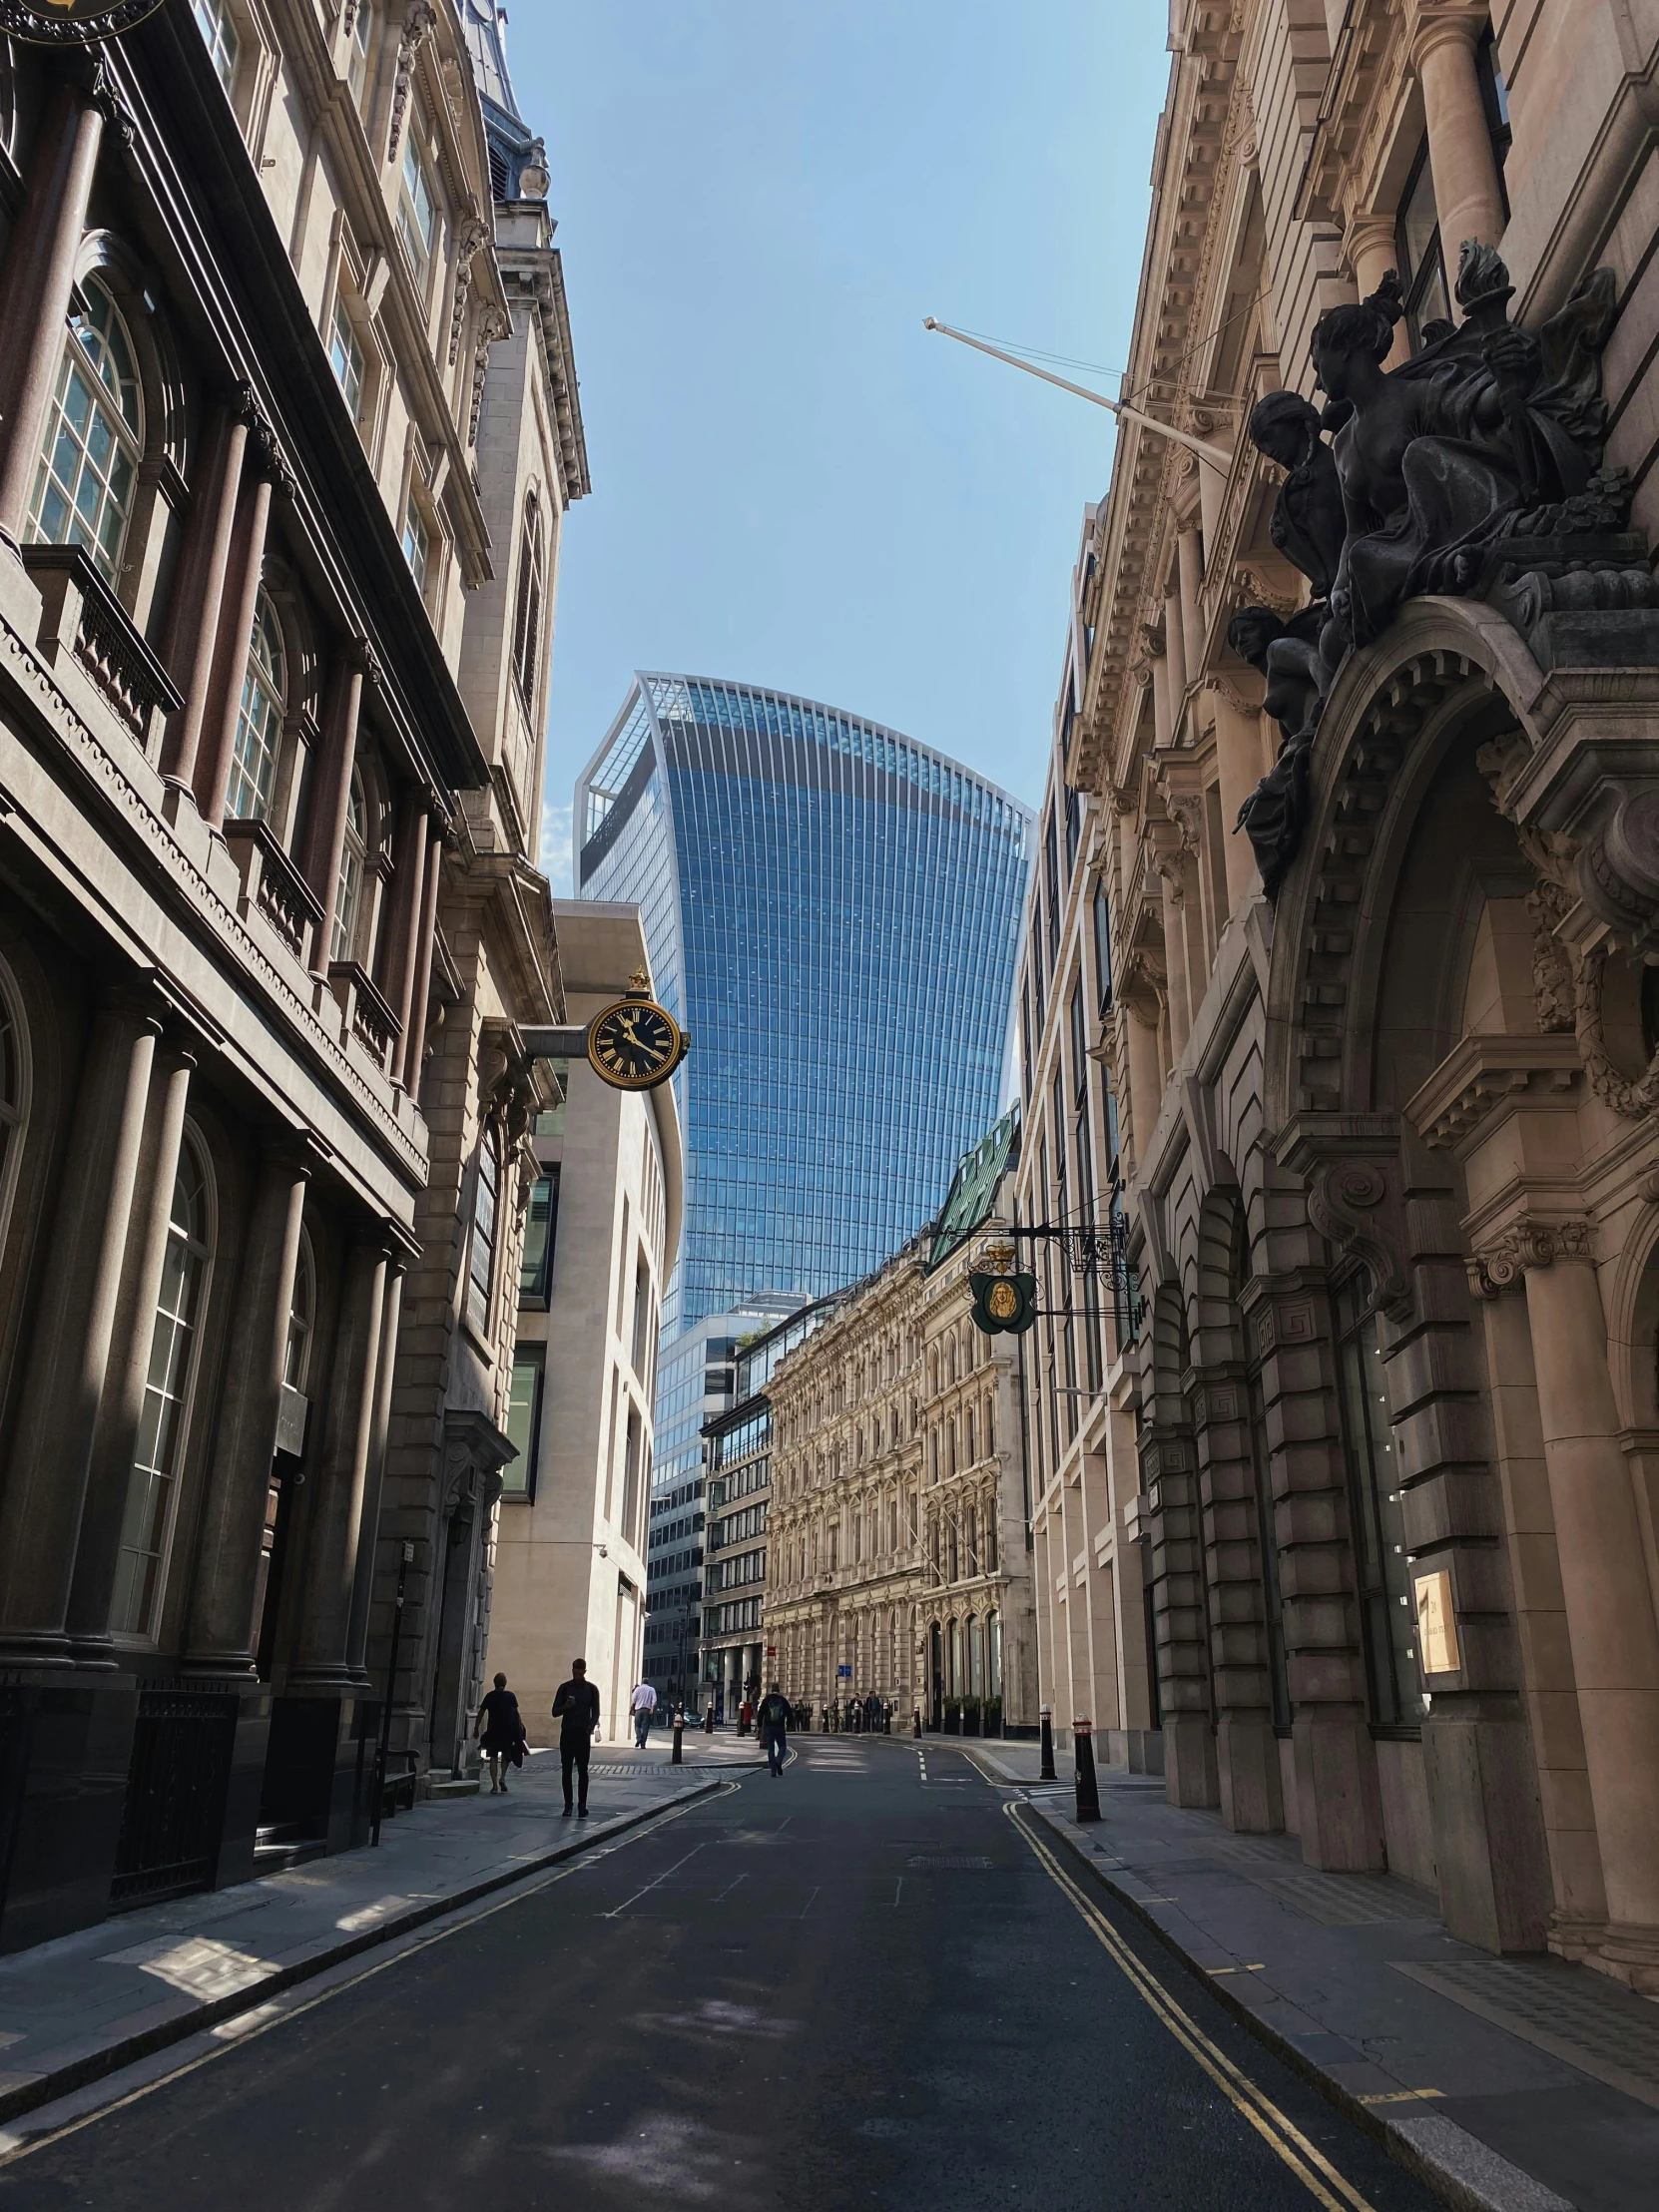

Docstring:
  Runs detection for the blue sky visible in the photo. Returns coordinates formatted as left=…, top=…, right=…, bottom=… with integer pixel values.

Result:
left=505, top=4, right=1171, bottom=885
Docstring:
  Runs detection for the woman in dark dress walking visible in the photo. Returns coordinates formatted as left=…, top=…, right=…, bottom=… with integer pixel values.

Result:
left=474, top=1672, right=523, bottom=1794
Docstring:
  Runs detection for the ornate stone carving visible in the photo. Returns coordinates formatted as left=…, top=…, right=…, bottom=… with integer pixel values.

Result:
left=468, top=304, right=511, bottom=445
left=1526, top=883, right=1576, bottom=1034
left=446, top=216, right=493, bottom=367
left=386, top=2, right=437, bottom=166
left=1231, top=244, right=1631, bottom=896
left=1467, top=1218, right=1593, bottom=1299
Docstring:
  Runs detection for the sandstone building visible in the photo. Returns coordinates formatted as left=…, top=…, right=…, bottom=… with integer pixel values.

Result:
left=487, top=901, right=682, bottom=1745
left=766, top=1118, right=1037, bottom=1732
left=0, top=0, right=578, bottom=1944
left=1018, top=0, right=1659, bottom=1994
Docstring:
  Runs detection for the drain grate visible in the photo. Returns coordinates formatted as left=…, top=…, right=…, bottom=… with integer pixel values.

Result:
left=1393, top=1956, right=1659, bottom=2110
left=906, top=1855, right=994, bottom=1870
left=1260, top=1871, right=1439, bottom=1926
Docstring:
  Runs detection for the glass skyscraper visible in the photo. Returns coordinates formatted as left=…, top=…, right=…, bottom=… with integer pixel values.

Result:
left=577, top=673, right=1032, bottom=1329
left=579, top=673, right=1031, bottom=1697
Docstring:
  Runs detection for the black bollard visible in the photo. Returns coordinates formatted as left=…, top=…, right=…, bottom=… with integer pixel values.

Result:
left=1039, top=1703, right=1057, bottom=1782
left=912, top=1708, right=921, bottom=1738
left=1074, top=1718, right=1101, bottom=1822
left=703, top=1705, right=715, bottom=1734
left=672, top=1710, right=684, bottom=1764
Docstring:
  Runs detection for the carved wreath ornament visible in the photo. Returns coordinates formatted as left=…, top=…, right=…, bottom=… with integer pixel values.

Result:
left=0, top=1, right=168, bottom=41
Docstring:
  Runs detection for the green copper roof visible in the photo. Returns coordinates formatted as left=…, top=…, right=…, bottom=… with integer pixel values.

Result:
left=925, top=1107, right=1021, bottom=1274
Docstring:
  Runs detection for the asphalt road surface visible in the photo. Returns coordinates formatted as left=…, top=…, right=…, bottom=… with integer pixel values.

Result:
left=0, top=1739, right=1444, bottom=2211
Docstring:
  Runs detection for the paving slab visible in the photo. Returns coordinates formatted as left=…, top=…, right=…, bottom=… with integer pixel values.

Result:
left=957, top=1739, right=1659, bottom=2212
left=0, top=1738, right=740, bottom=2125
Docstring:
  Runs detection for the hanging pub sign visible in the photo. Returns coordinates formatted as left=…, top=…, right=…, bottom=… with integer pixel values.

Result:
left=0, top=1, right=168, bottom=43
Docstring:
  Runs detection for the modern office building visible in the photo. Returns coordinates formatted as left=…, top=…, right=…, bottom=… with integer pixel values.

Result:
left=576, top=675, right=1032, bottom=1693
left=576, top=676, right=1032, bottom=1328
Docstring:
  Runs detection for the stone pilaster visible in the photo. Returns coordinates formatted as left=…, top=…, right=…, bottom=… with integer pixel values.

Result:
left=0, top=984, right=160, bottom=1661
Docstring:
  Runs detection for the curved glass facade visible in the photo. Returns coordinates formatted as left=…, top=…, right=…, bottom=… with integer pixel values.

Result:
left=577, top=674, right=1032, bottom=1331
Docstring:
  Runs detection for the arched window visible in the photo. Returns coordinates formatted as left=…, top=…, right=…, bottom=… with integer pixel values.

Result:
left=512, top=493, right=546, bottom=707
left=28, top=276, right=143, bottom=583
left=284, top=1227, right=315, bottom=1391
left=226, top=593, right=285, bottom=824
left=987, top=1611, right=1002, bottom=1700
left=113, top=1129, right=214, bottom=1639
left=0, top=958, right=28, bottom=1258
left=331, top=770, right=367, bottom=964
left=948, top=1618, right=961, bottom=1697
left=968, top=1616, right=983, bottom=1698
left=466, top=1121, right=500, bottom=1337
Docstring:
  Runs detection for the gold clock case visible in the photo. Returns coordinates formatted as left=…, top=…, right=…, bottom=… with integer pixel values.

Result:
left=584, top=995, right=684, bottom=1092
left=1, top=1, right=169, bottom=44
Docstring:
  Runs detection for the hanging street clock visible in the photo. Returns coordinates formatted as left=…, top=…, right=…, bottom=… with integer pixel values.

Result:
left=584, top=969, right=688, bottom=1092
left=0, top=1, right=169, bottom=42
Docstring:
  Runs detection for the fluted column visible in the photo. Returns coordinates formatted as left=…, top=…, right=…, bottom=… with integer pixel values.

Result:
left=1176, top=525, right=1205, bottom=693
left=345, top=1260, right=406, bottom=1681
left=401, top=830, right=443, bottom=1091
left=302, top=644, right=369, bottom=974
left=197, top=468, right=276, bottom=829
left=161, top=406, right=251, bottom=794
left=0, top=985, right=159, bottom=1659
left=380, top=797, right=430, bottom=1051
left=0, top=82, right=105, bottom=545
left=1156, top=853, right=1192, bottom=1062
left=183, top=1140, right=313, bottom=1674
left=67, top=1038, right=195, bottom=1656
left=1490, top=1222, right=1659, bottom=1981
left=1210, top=688, right=1263, bottom=909
left=1162, top=585, right=1186, bottom=736
left=1415, top=8, right=1506, bottom=257
left=288, top=1232, right=389, bottom=1690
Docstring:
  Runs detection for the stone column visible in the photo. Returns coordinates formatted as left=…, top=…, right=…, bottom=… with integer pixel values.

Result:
left=1141, top=1421, right=1219, bottom=1808
left=1497, top=1223, right=1659, bottom=1984
left=67, top=1038, right=195, bottom=1655
left=1162, top=585, right=1186, bottom=736
left=1148, top=641, right=1173, bottom=751
left=400, top=830, right=443, bottom=1090
left=1194, top=1363, right=1284, bottom=1834
left=1176, top=526, right=1205, bottom=693
left=1156, top=855, right=1192, bottom=1061
left=0, top=83, right=106, bottom=545
left=183, top=1141, right=313, bottom=1674
left=288, top=1233, right=389, bottom=1690
left=0, top=985, right=159, bottom=1659
left=379, top=796, right=430, bottom=1051
left=344, top=1259, right=406, bottom=1681
left=1414, top=8, right=1506, bottom=258
left=161, top=407, right=251, bottom=795
left=300, top=643, right=368, bottom=972
left=1210, top=688, right=1263, bottom=910
left=197, top=468, right=276, bottom=829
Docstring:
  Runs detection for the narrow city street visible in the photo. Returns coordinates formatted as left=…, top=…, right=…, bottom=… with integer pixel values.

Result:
left=0, top=1741, right=1439, bottom=2212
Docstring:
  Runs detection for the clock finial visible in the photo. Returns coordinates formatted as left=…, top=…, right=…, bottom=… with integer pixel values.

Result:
left=626, top=966, right=651, bottom=996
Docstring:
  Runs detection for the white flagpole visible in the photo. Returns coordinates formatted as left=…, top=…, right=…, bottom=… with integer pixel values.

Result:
left=923, top=318, right=1234, bottom=470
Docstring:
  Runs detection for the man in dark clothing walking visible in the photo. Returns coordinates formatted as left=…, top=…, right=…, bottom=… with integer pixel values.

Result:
left=551, top=1658, right=601, bottom=1817
left=756, top=1681, right=790, bottom=1777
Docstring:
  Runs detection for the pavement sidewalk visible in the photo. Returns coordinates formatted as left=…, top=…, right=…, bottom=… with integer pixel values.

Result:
left=963, top=1739, right=1659, bottom=2212
left=0, top=1736, right=752, bottom=2129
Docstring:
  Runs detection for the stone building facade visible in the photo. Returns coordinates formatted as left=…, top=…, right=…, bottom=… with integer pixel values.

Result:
left=487, top=901, right=681, bottom=1747
left=1019, top=0, right=1659, bottom=1993
left=766, top=1134, right=1037, bottom=1732
left=0, top=0, right=575, bottom=1946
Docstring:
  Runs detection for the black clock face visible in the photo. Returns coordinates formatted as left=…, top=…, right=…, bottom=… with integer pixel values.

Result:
left=588, top=998, right=680, bottom=1090
left=0, top=1, right=169, bottom=43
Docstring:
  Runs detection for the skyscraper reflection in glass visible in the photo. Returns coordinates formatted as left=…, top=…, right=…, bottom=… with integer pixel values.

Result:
left=576, top=674, right=1032, bottom=1331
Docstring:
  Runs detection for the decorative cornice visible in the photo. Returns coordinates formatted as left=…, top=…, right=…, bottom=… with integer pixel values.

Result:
left=1403, top=1032, right=1583, bottom=1152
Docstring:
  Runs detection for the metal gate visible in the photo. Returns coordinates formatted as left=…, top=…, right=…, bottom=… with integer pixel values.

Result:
left=111, top=1691, right=238, bottom=1907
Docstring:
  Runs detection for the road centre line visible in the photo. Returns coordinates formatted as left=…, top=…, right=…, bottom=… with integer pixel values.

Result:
left=1004, top=1802, right=1377, bottom=2212
left=0, top=1783, right=738, bottom=2173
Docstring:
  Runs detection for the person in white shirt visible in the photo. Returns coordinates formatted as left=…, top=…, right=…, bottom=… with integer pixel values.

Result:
left=629, top=1680, right=658, bottom=1749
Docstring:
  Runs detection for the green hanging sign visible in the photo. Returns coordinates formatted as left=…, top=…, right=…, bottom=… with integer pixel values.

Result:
left=969, top=1271, right=1038, bottom=1336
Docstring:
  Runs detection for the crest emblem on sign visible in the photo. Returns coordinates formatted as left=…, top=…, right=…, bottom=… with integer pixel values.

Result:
left=0, top=1, right=169, bottom=44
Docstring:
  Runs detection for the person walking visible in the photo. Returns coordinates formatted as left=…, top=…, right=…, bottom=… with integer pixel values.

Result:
left=551, top=1658, right=601, bottom=1818
left=756, top=1681, right=790, bottom=1777
left=629, top=1678, right=658, bottom=1750
left=473, top=1672, right=522, bottom=1795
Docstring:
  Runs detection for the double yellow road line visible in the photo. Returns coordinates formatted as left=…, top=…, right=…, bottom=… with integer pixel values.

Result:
left=1006, top=1801, right=1378, bottom=2212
